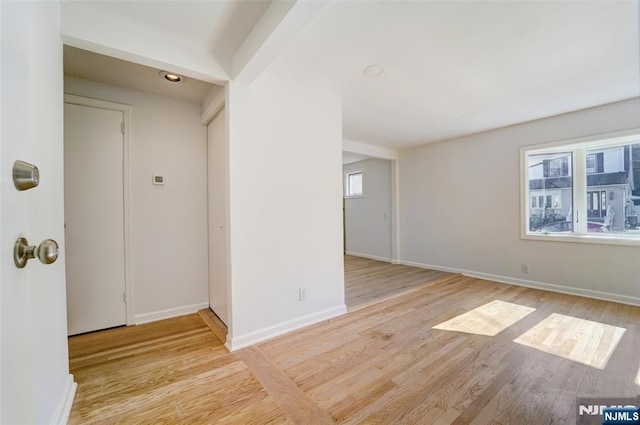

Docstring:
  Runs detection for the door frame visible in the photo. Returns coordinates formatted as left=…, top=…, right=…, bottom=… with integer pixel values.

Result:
left=64, top=94, right=134, bottom=325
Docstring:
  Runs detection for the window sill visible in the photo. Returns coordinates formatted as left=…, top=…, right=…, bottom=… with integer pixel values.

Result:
left=522, top=232, right=640, bottom=247
left=344, top=195, right=364, bottom=199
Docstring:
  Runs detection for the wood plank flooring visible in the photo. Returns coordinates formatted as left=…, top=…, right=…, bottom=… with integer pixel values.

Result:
left=68, top=315, right=290, bottom=424
left=68, top=259, right=640, bottom=424
left=344, top=255, right=454, bottom=310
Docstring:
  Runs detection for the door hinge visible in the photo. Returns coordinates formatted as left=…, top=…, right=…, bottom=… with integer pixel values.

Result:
left=123, top=292, right=127, bottom=303
left=121, top=121, right=125, bottom=134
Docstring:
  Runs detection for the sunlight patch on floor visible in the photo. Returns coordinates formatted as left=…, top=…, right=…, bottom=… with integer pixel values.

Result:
left=432, top=300, right=536, bottom=336
left=514, top=313, right=625, bottom=370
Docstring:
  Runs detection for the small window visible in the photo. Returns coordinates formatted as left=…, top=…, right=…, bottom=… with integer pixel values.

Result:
left=345, top=171, right=363, bottom=197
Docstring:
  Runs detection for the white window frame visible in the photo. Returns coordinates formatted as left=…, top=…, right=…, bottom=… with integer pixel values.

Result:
left=520, top=128, right=640, bottom=247
left=344, top=170, right=364, bottom=198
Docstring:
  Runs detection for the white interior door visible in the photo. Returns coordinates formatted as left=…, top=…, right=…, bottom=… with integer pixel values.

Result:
left=1, top=2, right=75, bottom=423
left=64, top=102, right=127, bottom=335
left=207, top=109, right=229, bottom=324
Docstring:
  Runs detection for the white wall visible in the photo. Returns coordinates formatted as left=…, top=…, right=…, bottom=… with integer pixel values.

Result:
left=64, top=77, right=209, bottom=322
left=400, top=98, right=640, bottom=303
left=1, top=2, right=74, bottom=423
left=226, top=72, right=345, bottom=349
left=344, top=159, right=393, bottom=261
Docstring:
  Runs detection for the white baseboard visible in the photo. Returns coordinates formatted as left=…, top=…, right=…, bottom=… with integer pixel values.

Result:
left=50, top=374, right=77, bottom=425
left=135, top=302, right=210, bottom=325
left=345, top=251, right=393, bottom=263
left=398, top=260, right=640, bottom=307
left=398, top=260, right=464, bottom=275
left=226, top=304, right=347, bottom=351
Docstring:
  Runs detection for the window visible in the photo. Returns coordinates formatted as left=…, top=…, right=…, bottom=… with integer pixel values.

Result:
left=345, top=171, right=363, bottom=197
left=586, top=152, right=604, bottom=174
left=527, top=152, right=573, bottom=232
left=543, top=156, right=569, bottom=177
left=521, top=129, right=640, bottom=245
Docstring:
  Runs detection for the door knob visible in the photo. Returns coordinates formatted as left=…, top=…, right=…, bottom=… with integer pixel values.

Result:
left=14, top=237, right=59, bottom=269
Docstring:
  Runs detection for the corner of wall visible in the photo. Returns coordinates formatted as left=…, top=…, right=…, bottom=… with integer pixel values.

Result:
left=225, top=304, right=347, bottom=351
left=50, top=375, right=77, bottom=425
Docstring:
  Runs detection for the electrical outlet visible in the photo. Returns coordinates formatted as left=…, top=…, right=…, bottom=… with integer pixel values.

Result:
left=299, top=287, right=307, bottom=301
left=521, top=264, right=529, bottom=274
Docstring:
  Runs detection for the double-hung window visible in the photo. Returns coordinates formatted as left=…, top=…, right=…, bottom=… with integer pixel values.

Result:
left=521, top=129, right=640, bottom=245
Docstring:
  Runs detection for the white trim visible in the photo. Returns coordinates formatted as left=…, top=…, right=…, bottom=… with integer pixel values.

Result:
left=522, top=127, right=640, bottom=152
left=520, top=232, right=640, bottom=247
left=225, top=305, right=347, bottom=351
left=343, top=139, right=399, bottom=161
left=201, top=88, right=225, bottom=125
left=345, top=251, right=392, bottom=263
left=391, top=159, right=400, bottom=262
left=398, top=260, right=640, bottom=307
left=398, top=260, right=464, bottom=275
left=134, top=302, right=209, bottom=325
left=63, top=94, right=135, bottom=326
left=50, top=374, right=77, bottom=425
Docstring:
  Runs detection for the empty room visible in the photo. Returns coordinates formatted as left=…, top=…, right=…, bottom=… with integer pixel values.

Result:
left=1, top=1, right=639, bottom=424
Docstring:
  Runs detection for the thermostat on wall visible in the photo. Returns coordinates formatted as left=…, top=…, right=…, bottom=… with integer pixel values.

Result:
left=153, top=175, right=165, bottom=185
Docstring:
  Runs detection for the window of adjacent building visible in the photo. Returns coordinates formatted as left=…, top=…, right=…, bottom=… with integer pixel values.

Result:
left=544, top=156, right=569, bottom=177
left=521, top=130, right=640, bottom=245
left=345, top=171, right=363, bottom=197
left=586, top=152, right=604, bottom=174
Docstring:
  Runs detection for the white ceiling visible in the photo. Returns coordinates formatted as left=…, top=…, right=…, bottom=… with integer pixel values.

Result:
left=63, top=0, right=271, bottom=64
left=64, top=46, right=221, bottom=104
left=271, top=1, right=640, bottom=149
left=61, top=0, right=640, bottom=150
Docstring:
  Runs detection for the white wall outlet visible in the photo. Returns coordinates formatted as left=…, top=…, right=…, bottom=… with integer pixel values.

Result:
left=521, top=264, right=529, bottom=274
left=299, top=287, right=307, bottom=301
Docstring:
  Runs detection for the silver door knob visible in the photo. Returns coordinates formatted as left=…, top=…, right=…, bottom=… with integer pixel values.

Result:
left=14, top=237, right=59, bottom=269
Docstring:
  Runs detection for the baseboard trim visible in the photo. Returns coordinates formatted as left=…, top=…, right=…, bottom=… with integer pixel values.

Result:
left=226, top=304, right=347, bottom=351
left=345, top=251, right=393, bottom=263
left=135, top=302, right=210, bottom=325
left=50, top=374, right=77, bottom=425
left=398, top=260, right=640, bottom=307
left=398, top=260, right=464, bottom=275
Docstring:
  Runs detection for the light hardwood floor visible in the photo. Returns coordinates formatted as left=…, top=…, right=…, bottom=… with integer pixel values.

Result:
left=344, top=255, right=454, bottom=310
left=68, top=261, right=640, bottom=424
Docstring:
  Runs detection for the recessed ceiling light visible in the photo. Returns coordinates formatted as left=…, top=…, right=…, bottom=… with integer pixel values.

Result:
left=363, top=64, right=384, bottom=77
left=159, top=71, right=185, bottom=83
left=462, top=112, right=477, bottom=119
